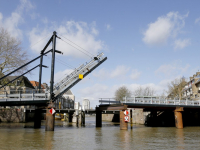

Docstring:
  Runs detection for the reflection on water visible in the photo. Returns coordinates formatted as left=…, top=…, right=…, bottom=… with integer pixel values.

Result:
left=0, top=116, right=200, bottom=150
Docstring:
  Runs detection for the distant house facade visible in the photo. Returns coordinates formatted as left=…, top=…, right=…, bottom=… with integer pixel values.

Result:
left=82, top=99, right=90, bottom=111
left=0, top=75, right=35, bottom=94
left=0, top=75, right=75, bottom=109
left=182, top=72, right=200, bottom=100
left=0, top=75, right=35, bottom=108
left=55, top=90, right=75, bottom=109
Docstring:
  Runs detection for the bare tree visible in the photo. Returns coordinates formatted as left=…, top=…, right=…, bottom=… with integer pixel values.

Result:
left=167, top=77, right=187, bottom=100
left=0, top=27, right=29, bottom=75
left=115, top=86, right=131, bottom=101
left=133, top=86, right=156, bottom=96
left=159, top=90, right=167, bottom=99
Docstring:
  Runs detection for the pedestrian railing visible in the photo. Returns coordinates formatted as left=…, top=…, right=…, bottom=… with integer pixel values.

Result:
left=0, top=90, right=49, bottom=102
left=99, top=97, right=200, bottom=107
left=99, top=98, right=120, bottom=104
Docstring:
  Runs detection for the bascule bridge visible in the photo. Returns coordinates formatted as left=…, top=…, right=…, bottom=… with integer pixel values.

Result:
left=0, top=31, right=107, bottom=131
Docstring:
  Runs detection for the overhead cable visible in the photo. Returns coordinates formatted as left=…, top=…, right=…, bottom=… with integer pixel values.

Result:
left=59, top=35, right=95, bottom=57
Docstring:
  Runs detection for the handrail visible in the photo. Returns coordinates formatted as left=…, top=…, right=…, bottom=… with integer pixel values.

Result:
left=99, top=97, right=200, bottom=107
left=50, top=53, right=106, bottom=100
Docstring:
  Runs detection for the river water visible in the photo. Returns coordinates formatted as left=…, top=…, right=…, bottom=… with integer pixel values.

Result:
left=0, top=116, right=200, bottom=150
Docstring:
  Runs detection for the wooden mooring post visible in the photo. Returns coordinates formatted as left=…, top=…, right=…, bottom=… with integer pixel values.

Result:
left=120, top=110, right=128, bottom=130
left=45, top=103, right=55, bottom=131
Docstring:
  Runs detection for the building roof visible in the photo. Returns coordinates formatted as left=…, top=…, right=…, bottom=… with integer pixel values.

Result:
left=3, top=76, right=34, bottom=89
left=30, top=81, right=45, bottom=89
left=63, top=90, right=73, bottom=95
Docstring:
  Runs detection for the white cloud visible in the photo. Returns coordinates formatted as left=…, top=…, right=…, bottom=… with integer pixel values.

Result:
left=17, top=0, right=34, bottom=12
left=195, top=17, right=200, bottom=25
left=78, top=84, right=117, bottom=107
left=93, top=66, right=142, bottom=80
left=174, top=39, right=191, bottom=49
left=28, top=21, right=105, bottom=59
left=0, top=12, right=23, bottom=39
left=30, top=13, right=40, bottom=20
left=130, top=69, right=141, bottom=80
left=110, top=65, right=130, bottom=78
left=143, top=12, right=188, bottom=46
left=0, top=0, right=34, bottom=38
left=105, top=24, right=111, bottom=30
left=42, top=17, right=48, bottom=24
left=155, top=60, right=190, bottom=77
left=93, top=65, right=130, bottom=79
left=0, top=13, right=2, bottom=21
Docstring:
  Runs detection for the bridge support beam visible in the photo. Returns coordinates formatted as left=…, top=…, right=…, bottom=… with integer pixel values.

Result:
left=120, top=110, right=128, bottom=130
left=96, top=107, right=102, bottom=127
left=34, top=109, right=42, bottom=128
left=174, top=107, right=184, bottom=129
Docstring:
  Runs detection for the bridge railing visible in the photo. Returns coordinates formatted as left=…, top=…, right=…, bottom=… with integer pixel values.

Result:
left=99, top=97, right=200, bottom=106
left=0, top=90, right=49, bottom=101
left=126, top=97, right=200, bottom=106
left=99, top=98, right=120, bottom=104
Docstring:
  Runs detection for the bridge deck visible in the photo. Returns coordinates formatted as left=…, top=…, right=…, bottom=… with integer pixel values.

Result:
left=99, top=97, right=200, bottom=111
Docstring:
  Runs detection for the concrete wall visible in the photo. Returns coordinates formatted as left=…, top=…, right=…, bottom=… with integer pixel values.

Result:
left=100, top=109, right=149, bottom=124
left=102, top=114, right=114, bottom=121
left=0, top=108, right=26, bottom=122
left=102, top=114, right=119, bottom=122
left=131, top=108, right=150, bottom=124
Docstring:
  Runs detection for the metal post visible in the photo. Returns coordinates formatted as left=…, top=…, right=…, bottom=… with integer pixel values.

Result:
left=38, top=55, right=43, bottom=92
left=46, top=31, right=56, bottom=132
left=50, top=31, right=57, bottom=99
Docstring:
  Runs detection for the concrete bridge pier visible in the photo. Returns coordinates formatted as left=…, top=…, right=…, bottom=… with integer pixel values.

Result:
left=120, top=110, right=128, bottom=130
left=96, top=107, right=102, bottom=127
left=34, top=109, right=42, bottom=128
left=45, top=103, right=55, bottom=131
left=174, top=107, right=184, bottom=129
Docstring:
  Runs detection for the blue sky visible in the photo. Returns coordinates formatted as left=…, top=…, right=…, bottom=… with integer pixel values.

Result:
left=1, top=0, right=200, bottom=107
